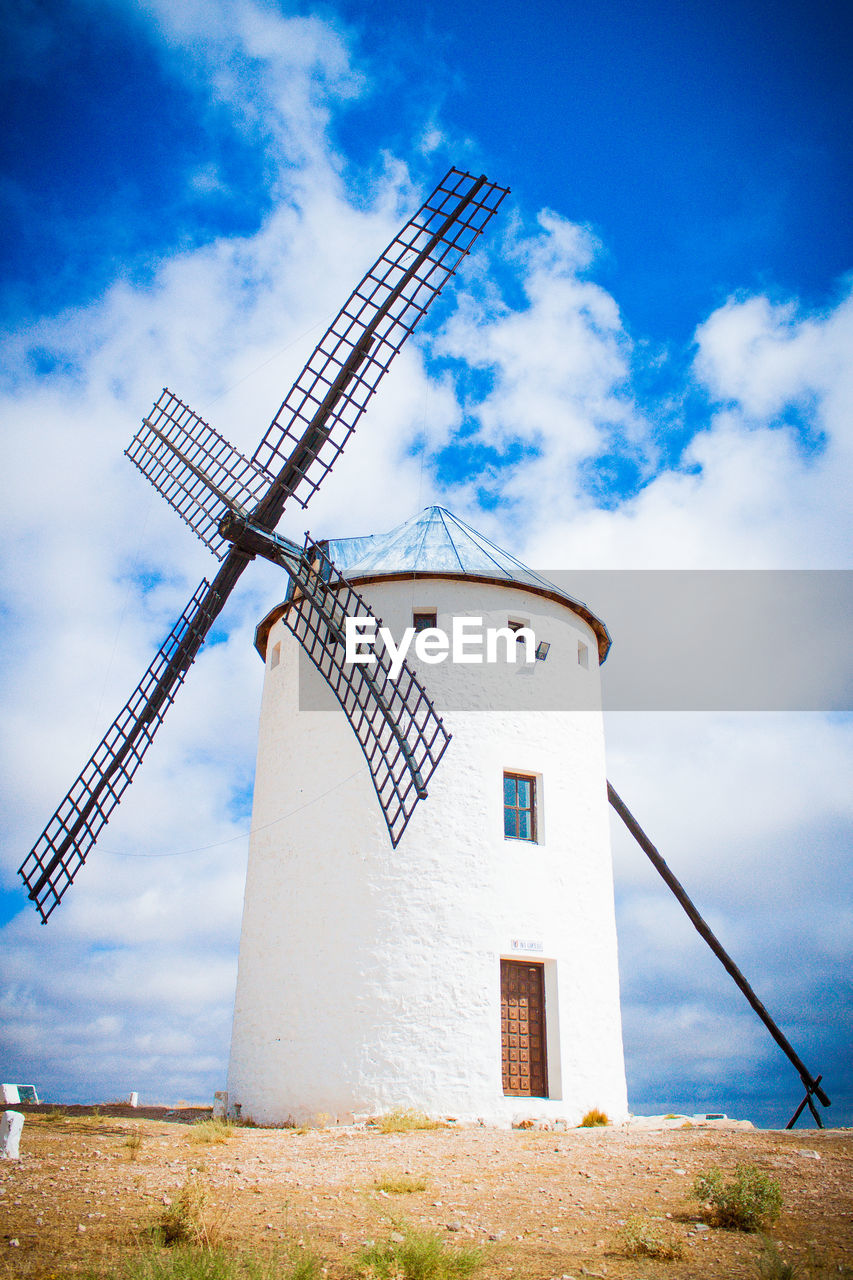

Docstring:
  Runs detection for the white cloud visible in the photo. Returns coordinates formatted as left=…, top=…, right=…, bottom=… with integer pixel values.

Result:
left=507, top=281, right=853, bottom=569
left=131, top=0, right=364, bottom=169
left=432, top=210, right=649, bottom=526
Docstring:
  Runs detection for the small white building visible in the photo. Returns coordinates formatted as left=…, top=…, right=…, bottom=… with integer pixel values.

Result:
left=227, top=507, right=628, bottom=1125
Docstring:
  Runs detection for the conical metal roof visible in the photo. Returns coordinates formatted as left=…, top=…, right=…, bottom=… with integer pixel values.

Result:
left=256, top=506, right=610, bottom=661
left=327, top=506, right=560, bottom=591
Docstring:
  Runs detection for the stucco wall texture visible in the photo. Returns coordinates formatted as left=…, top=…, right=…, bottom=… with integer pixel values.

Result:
left=227, top=578, right=628, bottom=1126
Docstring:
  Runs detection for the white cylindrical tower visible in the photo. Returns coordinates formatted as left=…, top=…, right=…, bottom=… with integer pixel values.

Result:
left=227, top=508, right=627, bottom=1125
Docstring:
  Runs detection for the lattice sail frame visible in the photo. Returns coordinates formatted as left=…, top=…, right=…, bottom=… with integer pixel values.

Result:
left=123, top=171, right=508, bottom=556
left=283, top=538, right=451, bottom=846
left=126, top=390, right=271, bottom=559
left=252, top=169, right=509, bottom=506
left=18, top=578, right=224, bottom=922
left=19, top=166, right=509, bottom=921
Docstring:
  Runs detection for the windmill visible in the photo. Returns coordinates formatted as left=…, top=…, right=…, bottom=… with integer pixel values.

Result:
left=17, top=167, right=509, bottom=923
left=17, top=166, right=829, bottom=1129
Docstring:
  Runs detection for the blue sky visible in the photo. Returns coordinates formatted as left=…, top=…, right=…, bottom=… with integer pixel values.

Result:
left=4, top=0, right=850, bottom=339
left=1, top=0, right=851, bottom=1128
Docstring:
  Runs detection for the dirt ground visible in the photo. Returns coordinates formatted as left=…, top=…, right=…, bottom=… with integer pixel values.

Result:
left=1, top=1109, right=851, bottom=1278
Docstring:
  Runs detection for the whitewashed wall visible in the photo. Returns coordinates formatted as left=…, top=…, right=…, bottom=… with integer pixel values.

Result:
left=226, top=578, right=628, bottom=1125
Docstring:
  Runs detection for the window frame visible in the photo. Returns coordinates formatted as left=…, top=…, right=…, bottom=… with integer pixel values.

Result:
left=503, top=771, right=538, bottom=843
left=413, top=610, right=438, bottom=633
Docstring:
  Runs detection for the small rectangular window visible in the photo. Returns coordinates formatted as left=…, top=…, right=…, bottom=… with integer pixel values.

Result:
left=504, top=772, right=537, bottom=842
left=578, top=640, right=589, bottom=669
left=413, top=611, right=437, bottom=632
left=270, top=642, right=281, bottom=669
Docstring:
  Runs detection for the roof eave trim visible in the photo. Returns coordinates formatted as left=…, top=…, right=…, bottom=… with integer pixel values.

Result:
left=254, top=569, right=611, bottom=665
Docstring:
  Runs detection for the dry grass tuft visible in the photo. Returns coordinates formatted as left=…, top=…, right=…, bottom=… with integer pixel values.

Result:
left=579, top=1108, right=609, bottom=1127
left=754, top=1235, right=802, bottom=1279
left=619, top=1213, right=684, bottom=1260
left=124, top=1128, right=143, bottom=1161
left=187, top=1118, right=235, bottom=1145
left=152, top=1174, right=221, bottom=1248
left=376, top=1108, right=442, bottom=1134
left=374, top=1172, right=429, bottom=1194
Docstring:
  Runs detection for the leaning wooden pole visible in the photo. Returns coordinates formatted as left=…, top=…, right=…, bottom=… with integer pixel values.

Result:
left=607, top=781, right=830, bottom=1116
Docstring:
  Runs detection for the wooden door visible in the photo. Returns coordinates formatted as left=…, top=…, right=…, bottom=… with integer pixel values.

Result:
left=501, top=960, right=548, bottom=1097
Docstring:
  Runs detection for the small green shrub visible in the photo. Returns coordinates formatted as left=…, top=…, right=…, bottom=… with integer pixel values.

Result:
left=358, top=1227, right=481, bottom=1279
left=377, top=1107, right=442, bottom=1133
left=692, top=1164, right=782, bottom=1231
left=619, top=1213, right=684, bottom=1260
left=579, top=1108, right=609, bottom=1128
left=188, top=1118, right=235, bottom=1145
left=43, top=1106, right=67, bottom=1123
left=374, top=1173, right=429, bottom=1194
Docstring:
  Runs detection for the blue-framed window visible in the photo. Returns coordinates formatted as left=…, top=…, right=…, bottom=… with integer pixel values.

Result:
left=504, top=773, right=537, bottom=842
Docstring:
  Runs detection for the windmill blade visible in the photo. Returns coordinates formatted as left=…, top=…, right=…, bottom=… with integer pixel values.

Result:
left=18, top=552, right=251, bottom=922
left=124, top=169, right=509, bottom=551
left=281, top=537, right=451, bottom=846
left=251, top=168, right=509, bottom=525
left=126, top=389, right=270, bottom=559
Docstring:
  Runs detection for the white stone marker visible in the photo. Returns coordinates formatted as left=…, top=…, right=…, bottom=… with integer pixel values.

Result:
left=128, top=1092, right=139, bottom=1107
left=0, top=1084, right=20, bottom=1105
left=0, top=1111, right=24, bottom=1159
left=212, top=1091, right=228, bottom=1119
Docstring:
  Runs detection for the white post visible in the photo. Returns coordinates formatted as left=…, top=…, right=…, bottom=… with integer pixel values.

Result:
left=0, top=1111, right=24, bottom=1160
left=212, top=1091, right=228, bottom=1119
left=128, top=1092, right=138, bottom=1108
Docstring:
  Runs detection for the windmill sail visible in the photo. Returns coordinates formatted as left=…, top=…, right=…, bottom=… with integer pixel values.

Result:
left=126, top=389, right=270, bottom=559
left=19, top=562, right=249, bottom=922
left=281, top=538, right=451, bottom=846
left=251, top=169, right=509, bottom=523
left=216, top=514, right=452, bottom=844
left=19, top=166, right=508, bottom=920
left=125, top=169, right=508, bottom=549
